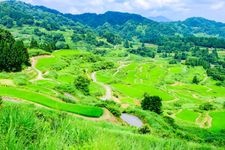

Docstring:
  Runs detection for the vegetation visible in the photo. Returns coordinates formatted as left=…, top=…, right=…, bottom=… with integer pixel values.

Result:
left=141, top=94, right=162, bottom=114
left=0, top=28, right=29, bottom=71
left=0, top=1, right=225, bottom=149
left=74, top=75, right=91, bottom=95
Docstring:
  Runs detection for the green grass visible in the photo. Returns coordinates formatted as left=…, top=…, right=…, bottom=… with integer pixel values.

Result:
left=0, top=86, right=103, bottom=117
left=176, top=109, right=199, bottom=123
left=210, top=111, right=225, bottom=131
left=0, top=102, right=219, bottom=150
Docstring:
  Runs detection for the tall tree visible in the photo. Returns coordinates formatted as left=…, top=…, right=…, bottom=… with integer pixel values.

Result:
left=141, top=93, right=162, bottom=114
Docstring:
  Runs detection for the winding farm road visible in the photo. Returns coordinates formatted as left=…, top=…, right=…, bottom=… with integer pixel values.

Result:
left=195, top=112, right=212, bottom=128
left=30, top=55, right=53, bottom=82
left=91, top=72, right=112, bottom=100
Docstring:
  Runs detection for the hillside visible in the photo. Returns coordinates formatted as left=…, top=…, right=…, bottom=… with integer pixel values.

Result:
left=0, top=1, right=225, bottom=149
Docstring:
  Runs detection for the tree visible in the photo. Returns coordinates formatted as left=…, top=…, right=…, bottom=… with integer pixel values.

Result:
left=141, top=93, right=162, bottom=114
left=30, top=38, right=39, bottom=48
left=199, top=103, right=214, bottom=111
left=74, top=75, right=90, bottom=95
left=124, top=40, right=129, bottom=48
left=0, top=29, right=29, bottom=72
left=192, top=75, right=199, bottom=84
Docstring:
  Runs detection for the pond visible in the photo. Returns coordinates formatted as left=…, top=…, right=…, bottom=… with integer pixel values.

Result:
left=120, top=113, right=143, bottom=128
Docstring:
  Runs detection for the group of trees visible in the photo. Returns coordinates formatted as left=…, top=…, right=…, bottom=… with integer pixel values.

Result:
left=129, top=43, right=155, bottom=58
left=31, top=30, right=69, bottom=51
left=0, top=28, right=30, bottom=72
left=0, top=1, right=75, bottom=30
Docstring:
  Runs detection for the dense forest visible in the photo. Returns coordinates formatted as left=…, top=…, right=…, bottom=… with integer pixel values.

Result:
left=0, top=28, right=29, bottom=71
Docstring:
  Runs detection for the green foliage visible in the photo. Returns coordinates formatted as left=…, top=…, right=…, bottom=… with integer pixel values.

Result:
left=92, top=61, right=115, bottom=71
left=199, top=103, right=215, bottom=111
left=192, top=75, right=200, bottom=84
left=0, top=103, right=216, bottom=149
left=74, top=75, right=91, bottom=95
left=55, top=84, right=76, bottom=94
left=141, top=93, right=162, bottom=114
left=28, top=49, right=50, bottom=57
left=129, top=44, right=155, bottom=58
left=57, top=94, right=76, bottom=104
left=96, top=101, right=121, bottom=117
left=0, top=96, right=2, bottom=106
left=0, top=28, right=30, bottom=72
left=138, top=124, right=151, bottom=134
left=30, top=38, right=39, bottom=48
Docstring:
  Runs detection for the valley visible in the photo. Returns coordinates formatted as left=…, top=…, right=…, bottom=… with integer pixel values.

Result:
left=0, top=1, right=225, bottom=149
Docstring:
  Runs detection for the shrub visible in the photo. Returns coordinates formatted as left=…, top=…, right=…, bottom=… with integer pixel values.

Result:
left=95, top=101, right=121, bottom=117
left=199, top=103, right=214, bottom=111
left=57, top=94, right=76, bottom=104
left=141, top=93, right=162, bottom=114
left=54, top=84, right=76, bottom=94
left=192, top=75, right=200, bottom=84
left=138, top=124, right=151, bottom=134
left=74, top=75, right=90, bottom=95
left=0, top=96, right=3, bottom=106
left=169, top=60, right=177, bottom=64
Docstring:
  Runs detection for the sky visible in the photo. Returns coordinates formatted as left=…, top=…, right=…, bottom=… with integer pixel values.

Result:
left=19, top=0, right=225, bottom=22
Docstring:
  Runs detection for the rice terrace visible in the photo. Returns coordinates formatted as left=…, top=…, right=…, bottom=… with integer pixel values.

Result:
left=0, top=0, right=225, bottom=149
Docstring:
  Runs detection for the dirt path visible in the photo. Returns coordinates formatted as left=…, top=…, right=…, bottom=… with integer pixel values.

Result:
left=113, top=62, right=128, bottom=76
left=91, top=72, right=112, bottom=100
left=30, top=55, right=52, bottom=82
left=195, top=112, right=212, bottom=128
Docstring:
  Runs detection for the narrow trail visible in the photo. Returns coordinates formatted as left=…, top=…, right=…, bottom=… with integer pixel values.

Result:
left=91, top=72, right=112, bottom=101
left=195, top=112, right=212, bottom=128
left=30, top=55, right=53, bottom=82
left=113, top=62, right=128, bottom=76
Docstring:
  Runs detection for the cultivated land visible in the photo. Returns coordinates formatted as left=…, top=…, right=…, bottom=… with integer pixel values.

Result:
left=1, top=2, right=225, bottom=148
left=1, top=49, right=225, bottom=129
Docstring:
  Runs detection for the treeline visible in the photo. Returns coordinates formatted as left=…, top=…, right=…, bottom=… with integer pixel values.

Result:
left=0, top=28, right=29, bottom=72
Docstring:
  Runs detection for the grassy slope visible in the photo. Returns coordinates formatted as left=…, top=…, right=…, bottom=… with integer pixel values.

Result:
left=0, top=102, right=219, bottom=150
left=0, top=86, right=103, bottom=117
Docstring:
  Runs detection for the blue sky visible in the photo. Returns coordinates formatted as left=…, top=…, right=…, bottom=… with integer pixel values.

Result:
left=21, top=0, right=225, bottom=22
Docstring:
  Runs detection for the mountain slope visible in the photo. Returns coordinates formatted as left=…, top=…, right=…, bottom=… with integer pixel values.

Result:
left=149, top=16, right=171, bottom=22
left=65, top=11, right=155, bottom=27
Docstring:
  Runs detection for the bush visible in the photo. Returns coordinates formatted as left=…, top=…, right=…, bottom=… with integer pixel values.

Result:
left=199, top=103, right=214, bottom=111
left=192, top=75, right=200, bottom=84
left=96, top=101, right=121, bottom=117
left=141, top=93, right=162, bottom=114
left=57, top=94, right=76, bottom=104
left=138, top=124, right=151, bottom=134
left=0, top=96, right=3, bottom=106
left=169, top=60, right=177, bottom=64
left=74, top=75, right=90, bottom=95
left=54, top=84, right=76, bottom=94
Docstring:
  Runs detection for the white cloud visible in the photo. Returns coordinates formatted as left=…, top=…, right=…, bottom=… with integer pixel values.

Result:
left=17, top=0, right=225, bottom=22
left=211, top=1, right=225, bottom=10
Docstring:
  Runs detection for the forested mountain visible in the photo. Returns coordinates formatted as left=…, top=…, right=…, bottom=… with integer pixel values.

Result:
left=1, top=1, right=225, bottom=49
left=65, top=11, right=155, bottom=27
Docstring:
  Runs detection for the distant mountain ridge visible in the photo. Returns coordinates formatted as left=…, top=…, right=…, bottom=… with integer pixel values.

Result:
left=1, top=1, right=225, bottom=39
left=65, top=11, right=155, bottom=27
left=148, top=16, right=171, bottom=22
